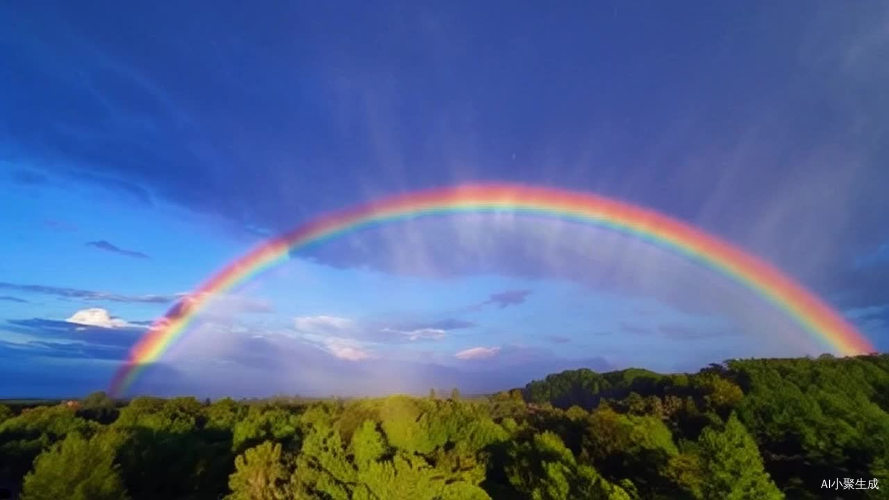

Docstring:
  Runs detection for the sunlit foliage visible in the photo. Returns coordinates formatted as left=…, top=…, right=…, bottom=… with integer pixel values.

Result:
left=0, top=354, right=886, bottom=498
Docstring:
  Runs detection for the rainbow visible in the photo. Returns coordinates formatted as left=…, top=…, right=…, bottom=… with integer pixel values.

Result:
left=109, top=184, right=874, bottom=395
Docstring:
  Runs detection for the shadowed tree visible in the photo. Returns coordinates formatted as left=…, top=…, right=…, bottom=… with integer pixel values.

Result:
left=582, top=406, right=678, bottom=496
left=0, top=405, right=12, bottom=424
left=0, top=405, right=96, bottom=487
left=78, top=391, right=118, bottom=424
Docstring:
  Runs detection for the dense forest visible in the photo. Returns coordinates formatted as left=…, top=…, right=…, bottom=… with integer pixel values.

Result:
left=1, top=354, right=887, bottom=499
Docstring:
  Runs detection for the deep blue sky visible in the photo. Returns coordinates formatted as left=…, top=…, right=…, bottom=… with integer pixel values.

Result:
left=2, top=1, right=888, bottom=397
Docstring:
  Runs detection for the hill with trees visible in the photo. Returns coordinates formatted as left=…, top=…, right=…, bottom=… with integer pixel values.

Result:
left=1, top=354, right=886, bottom=499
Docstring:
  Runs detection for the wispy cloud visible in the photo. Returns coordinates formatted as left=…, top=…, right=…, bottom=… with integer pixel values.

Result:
left=846, top=304, right=889, bottom=320
left=74, top=172, right=154, bottom=205
left=619, top=321, right=736, bottom=340
left=323, top=337, right=373, bottom=361
left=291, top=315, right=376, bottom=359
left=0, top=282, right=175, bottom=304
left=455, top=346, right=501, bottom=360
left=382, top=327, right=447, bottom=341
left=9, top=168, right=49, bottom=186
left=657, top=324, right=737, bottom=340
left=293, top=314, right=474, bottom=344
left=199, top=293, right=275, bottom=315
left=379, top=318, right=475, bottom=342
left=86, top=240, right=149, bottom=259
left=293, top=315, right=353, bottom=334
left=0, top=338, right=127, bottom=361
left=399, top=318, right=476, bottom=331
left=1, top=316, right=147, bottom=362
left=482, top=289, right=531, bottom=309
left=620, top=323, right=651, bottom=336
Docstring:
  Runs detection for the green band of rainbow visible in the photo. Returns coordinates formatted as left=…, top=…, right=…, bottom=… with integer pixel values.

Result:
left=109, top=184, right=874, bottom=395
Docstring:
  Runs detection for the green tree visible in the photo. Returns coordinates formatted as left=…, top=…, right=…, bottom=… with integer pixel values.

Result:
left=112, top=397, right=225, bottom=499
left=78, top=391, right=118, bottom=424
left=582, top=407, right=678, bottom=495
left=355, top=452, right=490, bottom=500
left=231, top=406, right=301, bottom=453
left=694, top=373, right=743, bottom=416
left=21, top=432, right=128, bottom=500
left=506, top=431, right=630, bottom=500
left=0, top=405, right=96, bottom=484
left=0, top=405, right=12, bottom=424
left=227, top=441, right=290, bottom=500
left=293, top=401, right=496, bottom=499
left=697, top=414, right=781, bottom=500
left=206, top=397, right=247, bottom=431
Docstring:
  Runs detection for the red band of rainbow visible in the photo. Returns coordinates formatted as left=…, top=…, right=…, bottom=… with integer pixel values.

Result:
left=109, top=184, right=874, bottom=396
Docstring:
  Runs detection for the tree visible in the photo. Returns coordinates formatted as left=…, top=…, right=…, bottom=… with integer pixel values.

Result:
left=696, top=374, right=744, bottom=415
left=112, top=397, right=225, bottom=499
left=293, top=402, right=496, bottom=499
left=231, top=406, right=301, bottom=453
left=78, top=391, right=118, bottom=424
left=0, top=405, right=96, bottom=484
left=21, top=432, right=128, bottom=500
left=505, top=431, right=630, bottom=500
left=206, top=397, right=247, bottom=431
left=0, top=405, right=12, bottom=424
left=697, top=414, right=781, bottom=500
left=227, top=441, right=290, bottom=500
left=580, top=406, right=681, bottom=497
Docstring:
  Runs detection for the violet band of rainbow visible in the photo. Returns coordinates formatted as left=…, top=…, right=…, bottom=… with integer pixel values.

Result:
left=109, top=184, right=874, bottom=396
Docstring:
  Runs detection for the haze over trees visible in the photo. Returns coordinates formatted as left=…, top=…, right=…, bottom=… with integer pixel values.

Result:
left=1, top=354, right=886, bottom=499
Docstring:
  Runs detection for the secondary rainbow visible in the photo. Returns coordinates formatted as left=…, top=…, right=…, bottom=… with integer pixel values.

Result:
left=109, top=184, right=874, bottom=396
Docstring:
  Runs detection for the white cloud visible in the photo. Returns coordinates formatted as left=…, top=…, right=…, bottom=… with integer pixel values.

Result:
left=455, top=346, right=501, bottom=360
left=65, top=308, right=130, bottom=328
left=294, top=315, right=353, bottom=333
left=382, top=327, right=447, bottom=341
left=290, top=315, right=374, bottom=361
left=323, top=337, right=373, bottom=361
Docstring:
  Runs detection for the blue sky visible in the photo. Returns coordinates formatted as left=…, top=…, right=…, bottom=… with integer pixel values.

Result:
left=2, top=1, right=888, bottom=397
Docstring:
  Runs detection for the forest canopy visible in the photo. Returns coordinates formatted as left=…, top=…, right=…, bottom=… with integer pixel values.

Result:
left=1, top=354, right=886, bottom=499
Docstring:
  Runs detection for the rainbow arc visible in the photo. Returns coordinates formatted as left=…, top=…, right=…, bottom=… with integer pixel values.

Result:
left=110, top=184, right=874, bottom=396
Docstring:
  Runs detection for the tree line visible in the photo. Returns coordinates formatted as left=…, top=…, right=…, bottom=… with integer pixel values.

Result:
left=1, top=353, right=886, bottom=499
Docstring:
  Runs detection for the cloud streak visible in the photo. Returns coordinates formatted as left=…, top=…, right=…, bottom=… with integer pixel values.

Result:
left=1, top=316, right=147, bottom=364
left=86, top=240, right=149, bottom=259
left=293, top=314, right=474, bottom=345
left=383, top=327, right=447, bottom=341
left=398, top=318, right=476, bottom=331
left=481, top=289, right=532, bottom=309
left=0, top=282, right=176, bottom=304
